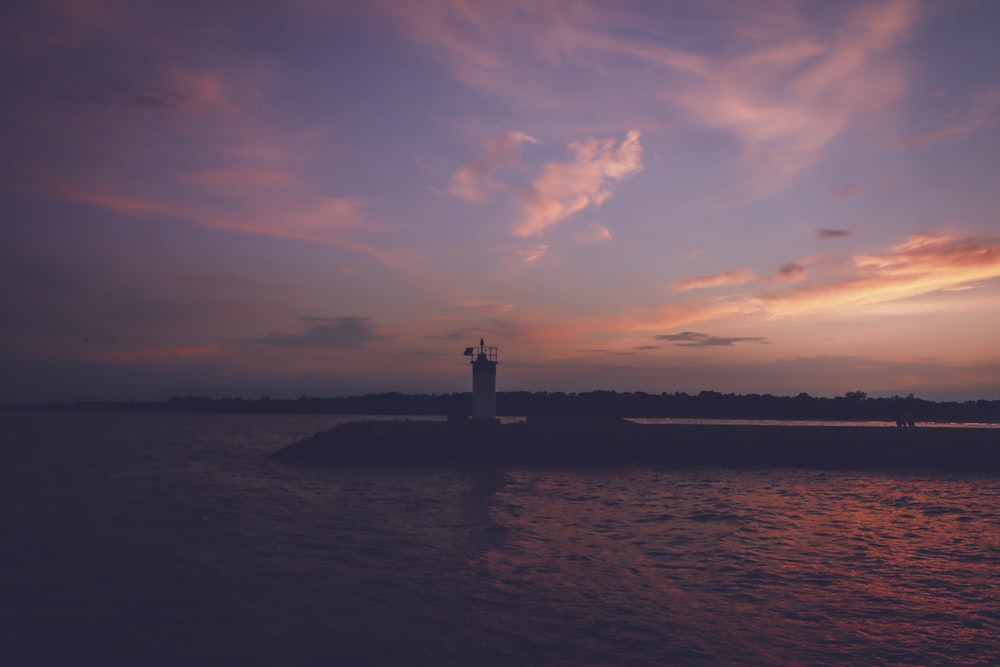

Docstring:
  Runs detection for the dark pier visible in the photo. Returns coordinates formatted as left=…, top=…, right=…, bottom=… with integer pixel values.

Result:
left=274, top=418, right=1000, bottom=472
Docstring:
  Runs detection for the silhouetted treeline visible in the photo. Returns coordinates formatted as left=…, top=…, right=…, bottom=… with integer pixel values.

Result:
left=10, top=390, right=1000, bottom=423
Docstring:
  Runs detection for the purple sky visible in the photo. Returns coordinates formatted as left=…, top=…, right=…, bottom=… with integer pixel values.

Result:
left=2, top=0, right=999, bottom=403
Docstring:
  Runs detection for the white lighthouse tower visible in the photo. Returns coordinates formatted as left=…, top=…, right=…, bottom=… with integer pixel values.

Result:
left=464, top=338, right=498, bottom=421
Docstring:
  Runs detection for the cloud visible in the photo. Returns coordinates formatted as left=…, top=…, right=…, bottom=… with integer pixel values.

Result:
left=830, top=183, right=864, bottom=199
left=519, top=244, right=549, bottom=264
left=46, top=177, right=409, bottom=267
left=609, top=228, right=1000, bottom=347
left=898, top=87, right=1000, bottom=147
left=657, top=332, right=769, bottom=347
left=52, top=67, right=237, bottom=116
left=384, top=1, right=921, bottom=197
left=623, top=232, right=1000, bottom=336
left=448, top=131, right=538, bottom=203
left=161, top=66, right=234, bottom=115
left=818, top=229, right=852, bottom=240
left=189, top=168, right=295, bottom=192
left=251, top=316, right=394, bottom=349
left=672, top=268, right=756, bottom=292
left=677, top=0, right=919, bottom=195
left=576, top=223, right=613, bottom=244
left=767, top=263, right=806, bottom=282
left=514, top=130, right=642, bottom=237
left=758, top=233, right=1000, bottom=316
left=468, top=302, right=515, bottom=313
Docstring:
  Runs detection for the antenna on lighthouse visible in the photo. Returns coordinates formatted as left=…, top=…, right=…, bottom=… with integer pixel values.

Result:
left=465, top=338, right=498, bottom=421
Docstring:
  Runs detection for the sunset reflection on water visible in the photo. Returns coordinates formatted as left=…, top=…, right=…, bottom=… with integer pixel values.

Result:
left=474, top=469, right=999, bottom=665
left=5, top=413, right=996, bottom=666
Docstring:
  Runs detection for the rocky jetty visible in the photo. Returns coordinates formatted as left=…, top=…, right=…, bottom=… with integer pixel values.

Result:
left=273, top=417, right=1000, bottom=472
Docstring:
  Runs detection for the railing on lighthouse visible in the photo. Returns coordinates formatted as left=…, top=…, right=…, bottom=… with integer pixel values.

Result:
left=463, top=339, right=498, bottom=420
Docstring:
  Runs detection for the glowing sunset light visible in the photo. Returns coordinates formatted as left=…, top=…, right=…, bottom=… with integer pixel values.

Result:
left=1, top=0, right=998, bottom=403
left=757, top=234, right=1000, bottom=317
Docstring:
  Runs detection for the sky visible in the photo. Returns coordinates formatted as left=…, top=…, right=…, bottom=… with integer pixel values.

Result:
left=2, top=0, right=999, bottom=404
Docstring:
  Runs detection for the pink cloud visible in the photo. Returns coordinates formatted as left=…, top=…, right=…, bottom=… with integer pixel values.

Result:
left=518, top=244, right=549, bottom=264
left=898, top=87, right=1000, bottom=147
left=189, top=168, right=296, bottom=192
left=676, top=1, right=918, bottom=196
left=382, top=1, right=922, bottom=197
left=576, top=223, right=612, bottom=244
left=672, top=268, right=756, bottom=293
left=515, top=130, right=642, bottom=237
left=45, top=176, right=409, bottom=269
left=466, top=302, right=514, bottom=313
left=758, top=233, right=1000, bottom=316
left=448, top=131, right=538, bottom=203
left=161, top=66, right=235, bottom=115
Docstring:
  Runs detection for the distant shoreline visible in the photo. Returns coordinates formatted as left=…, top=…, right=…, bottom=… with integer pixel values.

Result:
left=3, top=390, right=998, bottom=423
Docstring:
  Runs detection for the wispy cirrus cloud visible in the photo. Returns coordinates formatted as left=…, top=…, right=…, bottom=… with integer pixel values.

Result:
left=818, top=229, right=852, bottom=240
left=675, top=0, right=919, bottom=196
left=45, top=176, right=409, bottom=267
left=21, top=53, right=411, bottom=269
left=383, top=1, right=921, bottom=197
left=187, top=168, right=295, bottom=192
left=515, top=130, right=642, bottom=237
left=466, top=302, right=514, bottom=313
left=518, top=244, right=550, bottom=264
left=899, top=87, right=1000, bottom=147
left=672, top=268, right=756, bottom=293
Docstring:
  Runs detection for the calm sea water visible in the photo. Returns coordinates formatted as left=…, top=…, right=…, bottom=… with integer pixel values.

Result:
left=2, top=413, right=997, bottom=666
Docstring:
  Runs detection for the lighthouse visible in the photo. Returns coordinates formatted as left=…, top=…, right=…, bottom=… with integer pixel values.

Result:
left=463, top=338, right=498, bottom=420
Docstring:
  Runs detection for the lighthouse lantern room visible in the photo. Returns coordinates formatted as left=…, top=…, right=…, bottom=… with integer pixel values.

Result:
left=463, top=339, right=498, bottom=420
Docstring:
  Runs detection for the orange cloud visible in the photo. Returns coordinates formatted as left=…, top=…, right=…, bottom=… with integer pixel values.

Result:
left=515, top=130, right=642, bottom=237
left=758, top=233, right=1000, bottom=316
left=617, top=232, right=1000, bottom=339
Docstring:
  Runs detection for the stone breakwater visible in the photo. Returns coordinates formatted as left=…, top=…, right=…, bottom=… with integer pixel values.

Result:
left=273, top=418, right=1000, bottom=472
